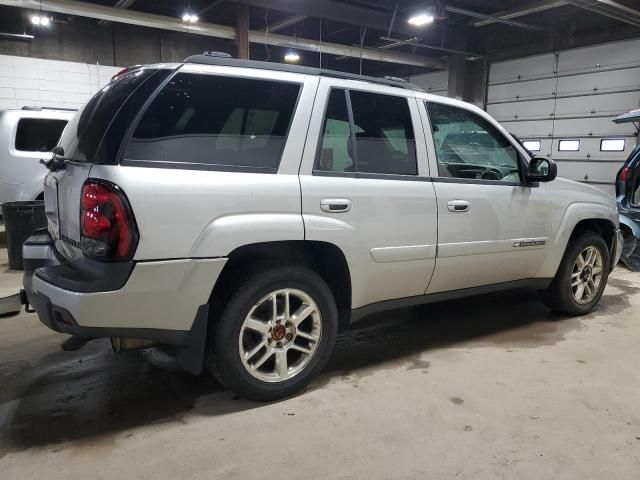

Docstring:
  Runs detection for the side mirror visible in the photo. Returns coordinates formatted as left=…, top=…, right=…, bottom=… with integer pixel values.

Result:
left=526, top=157, right=557, bottom=183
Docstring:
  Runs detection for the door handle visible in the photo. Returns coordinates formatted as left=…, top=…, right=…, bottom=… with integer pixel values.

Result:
left=320, top=198, right=352, bottom=213
left=447, top=200, right=470, bottom=212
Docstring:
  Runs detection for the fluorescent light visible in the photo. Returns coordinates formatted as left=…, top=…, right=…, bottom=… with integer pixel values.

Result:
left=558, top=139, right=580, bottom=152
left=408, top=13, right=434, bottom=26
left=182, top=13, right=198, bottom=22
left=284, top=51, right=300, bottom=63
left=523, top=140, right=541, bottom=152
left=600, top=138, right=625, bottom=152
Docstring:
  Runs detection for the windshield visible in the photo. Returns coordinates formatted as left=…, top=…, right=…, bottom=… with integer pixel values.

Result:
left=59, top=68, right=156, bottom=162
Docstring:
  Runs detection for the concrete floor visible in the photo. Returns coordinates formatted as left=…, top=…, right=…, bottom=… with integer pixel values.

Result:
left=0, top=244, right=639, bottom=480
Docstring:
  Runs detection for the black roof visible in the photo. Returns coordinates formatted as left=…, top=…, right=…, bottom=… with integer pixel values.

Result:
left=183, top=54, right=424, bottom=92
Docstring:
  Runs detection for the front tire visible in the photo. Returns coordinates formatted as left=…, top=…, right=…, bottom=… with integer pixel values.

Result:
left=208, top=265, right=338, bottom=401
left=540, top=232, right=610, bottom=315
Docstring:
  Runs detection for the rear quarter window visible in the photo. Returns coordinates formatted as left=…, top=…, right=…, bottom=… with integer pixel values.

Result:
left=60, top=68, right=159, bottom=162
left=123, top=73, right=301, bottom=172
left=15, top=118, right=67, bottom=152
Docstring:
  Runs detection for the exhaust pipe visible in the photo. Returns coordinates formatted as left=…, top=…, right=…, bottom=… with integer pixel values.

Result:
left=111, top=337, right=155, bottom=352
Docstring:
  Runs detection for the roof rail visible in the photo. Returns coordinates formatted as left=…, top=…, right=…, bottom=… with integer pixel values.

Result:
left=182, top=54, right=424, bottom=92
left=21, top=106, right=77, bottom=112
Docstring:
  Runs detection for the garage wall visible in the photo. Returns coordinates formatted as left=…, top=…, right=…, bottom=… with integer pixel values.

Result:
left=0, top=54, right=122, bottom=111
left=408, top=70, right=449, bottom=97
left=487, top=38, right=640, bottom=192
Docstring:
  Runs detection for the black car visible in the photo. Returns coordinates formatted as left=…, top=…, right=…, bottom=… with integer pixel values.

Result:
left=615, top=143, right=640, bottom=198
left=613, top=109, right=640, bottom=270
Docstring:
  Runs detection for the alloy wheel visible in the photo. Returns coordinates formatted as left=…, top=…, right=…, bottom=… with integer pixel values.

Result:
left=571, top=246, right=604, bottom=304
left=238, top=288, right=322, bottom=383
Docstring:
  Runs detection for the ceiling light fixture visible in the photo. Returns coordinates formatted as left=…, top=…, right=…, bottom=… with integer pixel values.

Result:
left=407, top=13, right=434, bottom=27
left=284, top=51, right=301, bottom=63
left=182, top=13, right=198, bottom=23
left=31, top=14, right=51, bottom=26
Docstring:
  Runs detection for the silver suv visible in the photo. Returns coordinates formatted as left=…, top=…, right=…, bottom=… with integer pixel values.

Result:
left=23, top=56, right=623, bottom=401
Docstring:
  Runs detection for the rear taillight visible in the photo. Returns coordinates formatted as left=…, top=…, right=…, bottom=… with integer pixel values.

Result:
left=80, top=180, right=138, bottom=261
left=619, top=166, right=630, bottom=182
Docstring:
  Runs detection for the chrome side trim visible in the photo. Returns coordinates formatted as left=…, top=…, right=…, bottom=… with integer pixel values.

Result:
left=438, top=238, right=549, bottom=258
left=370, top=244, right=437, bottom=263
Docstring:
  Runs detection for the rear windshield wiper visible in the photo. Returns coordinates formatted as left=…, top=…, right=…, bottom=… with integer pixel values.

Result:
left=40, top=146, right=74, bottom=172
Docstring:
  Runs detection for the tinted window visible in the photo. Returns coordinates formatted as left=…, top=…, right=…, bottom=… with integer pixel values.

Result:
left=633, top=176, right=640, bottom=207
left=124, top=73, right=301, bottom=171
left=426, top=102, right=521, bottom=182
left=60, top=68, right=157, bottom=162
left=15, top=118, right=67, bottom=152
left=315, top=89, right=417, bottom=175
left=316, top=89, right=353, bottom=173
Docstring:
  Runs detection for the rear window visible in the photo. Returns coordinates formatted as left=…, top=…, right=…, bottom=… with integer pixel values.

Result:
left=123, top=73, right=301, bottom=172
left=59, top=68, right=157, bottom=162
left=15, top=118, right=67, bottom=152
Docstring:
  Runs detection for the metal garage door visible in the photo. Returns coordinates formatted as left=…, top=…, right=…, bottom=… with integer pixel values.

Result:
left=487, top=38, right=640, bottom=193
left=407, top=70, right=449, bottom=97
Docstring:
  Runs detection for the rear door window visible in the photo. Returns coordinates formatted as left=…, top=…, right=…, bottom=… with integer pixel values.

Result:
left=124, top=73, right=301, bottom=172
left=314, top=89, right=417, bottom=176
left=316, top=89, right=354, bottom=173
left=15, top=118, right=67, bottom=152
left=349, top=91, right=417, bottom=175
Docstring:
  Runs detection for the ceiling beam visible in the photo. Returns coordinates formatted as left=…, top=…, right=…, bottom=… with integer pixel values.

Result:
left=0, top=0, right=445, bottom=68
left=98, top=0, right=136, bottom=25
left=445, top=5, right=547, bottom=30
left=381, top=36, right=484, bottom=58
left=232, top=0, right=418, bottom=37
left=472, top=0, right=568, bottom=27
left=196, top=0, right=226, bottom=17
left=594, top=0, right=640, bottom=18
left=264, top=14, right=308, bottom=33
left=566, top=0, right=640, bottom=28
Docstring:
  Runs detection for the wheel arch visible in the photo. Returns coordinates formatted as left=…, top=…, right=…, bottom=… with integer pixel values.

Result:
left=536, top=203, right=619, bottom=278
left=208, top=240, right=352, bottom=330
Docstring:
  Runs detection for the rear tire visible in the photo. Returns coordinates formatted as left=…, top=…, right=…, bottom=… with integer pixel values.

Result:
left=207, top=265, right=338, bottom=402
left=539, top=232, right=610, bottom=315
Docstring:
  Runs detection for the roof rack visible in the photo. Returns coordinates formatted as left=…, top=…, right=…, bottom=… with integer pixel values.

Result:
left=21, top=106, right=77, bottom=112
left=183, top=54, right=424, bottom=92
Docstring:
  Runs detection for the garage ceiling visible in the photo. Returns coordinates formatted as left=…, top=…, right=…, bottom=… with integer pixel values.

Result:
left=0, top=0, right=639, bottom=76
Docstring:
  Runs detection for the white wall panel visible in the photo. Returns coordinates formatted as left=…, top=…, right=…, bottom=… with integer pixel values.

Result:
left=0, top=54, right=122, bottom=111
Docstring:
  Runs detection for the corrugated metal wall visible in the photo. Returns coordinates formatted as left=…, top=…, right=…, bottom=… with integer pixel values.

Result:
left=0, top=54, right=122, bottom=111
left=487, top=38, right=640, bottom=193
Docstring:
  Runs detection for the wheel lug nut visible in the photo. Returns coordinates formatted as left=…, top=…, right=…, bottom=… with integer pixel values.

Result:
left=277, top=342, right=282, bottom=347
left=285, top=333, right=292, bottom=340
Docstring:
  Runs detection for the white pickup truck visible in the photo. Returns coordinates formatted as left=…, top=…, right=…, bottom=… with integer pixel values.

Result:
left=22, top=55, right=623, bottom=401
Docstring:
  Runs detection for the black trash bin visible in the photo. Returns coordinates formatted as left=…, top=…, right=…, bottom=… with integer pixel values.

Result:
left=1, top=201, right=47, bottom=270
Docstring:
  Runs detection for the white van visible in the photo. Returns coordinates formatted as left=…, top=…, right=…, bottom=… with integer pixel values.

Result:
left=0, top=107, right=74, bottom=207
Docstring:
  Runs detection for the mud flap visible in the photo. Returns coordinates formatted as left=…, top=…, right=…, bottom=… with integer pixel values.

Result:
left=176, top=304, right=209, bottom=375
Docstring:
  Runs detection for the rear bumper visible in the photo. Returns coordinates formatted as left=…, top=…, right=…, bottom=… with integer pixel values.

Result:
left=22, top=232, right=227, bottom=373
